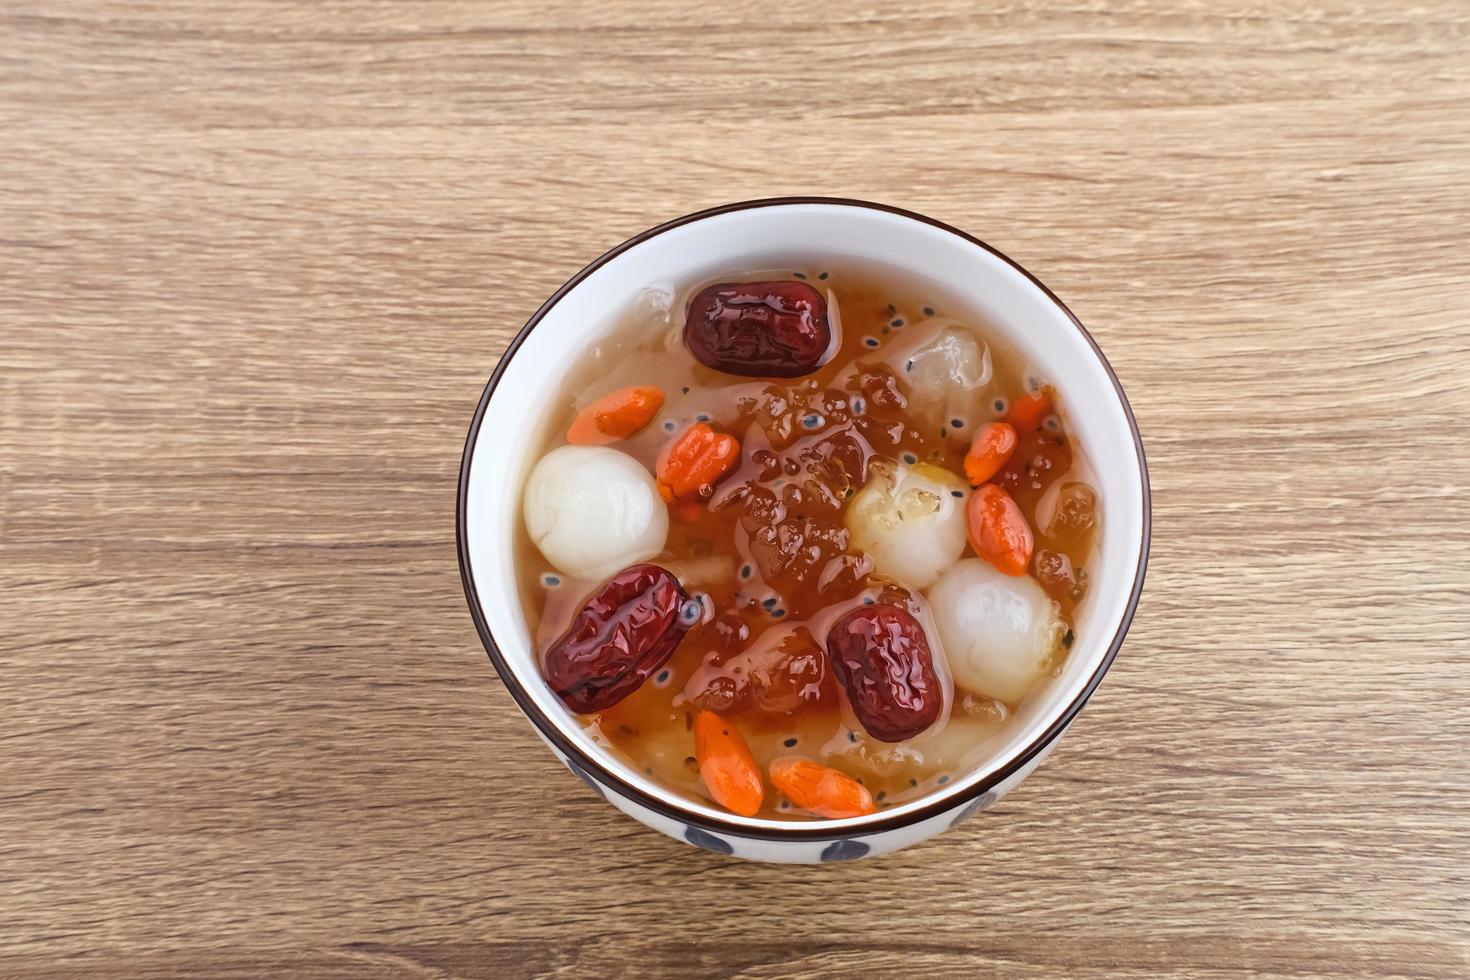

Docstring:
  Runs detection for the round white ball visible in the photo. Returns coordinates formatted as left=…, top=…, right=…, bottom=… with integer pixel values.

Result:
left=846, top=462, right=969, bottom=590
left=928, top=558, right=1060, bottom=703
left=522, top=445, right=667, bottom=580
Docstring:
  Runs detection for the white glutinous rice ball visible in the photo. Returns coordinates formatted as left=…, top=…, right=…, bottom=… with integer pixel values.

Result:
left=929, top=558, right=1062, bottom=703
left=846, top=462, right=969, bottom=590
left=523, top=445, right=667, bottom=580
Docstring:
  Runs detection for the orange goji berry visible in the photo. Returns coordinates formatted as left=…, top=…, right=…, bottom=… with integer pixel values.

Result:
left=693, top=710, right=764, bottom=817
left=767, top=756, right=876, bottom=819
left=967, top=483, right=1033, bottom=576
left=962, top=421, right=1018, bottom=486
left=656, top=422, right=740, bottom=502
left=566, top=386, right=664, bottom=445
left=1004, top=389, right=1051, bottom=434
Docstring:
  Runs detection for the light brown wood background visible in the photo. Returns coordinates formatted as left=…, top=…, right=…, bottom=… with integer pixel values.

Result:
left=3, top=1, right=1468, bottom=977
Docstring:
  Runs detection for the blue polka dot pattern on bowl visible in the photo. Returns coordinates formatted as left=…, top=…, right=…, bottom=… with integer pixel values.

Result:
left=563, top=758, right=605, bottom=800
left=949, top=790, right=998, bottom=827
left=684, top=826, right=734, bottom=855
left=820, top=839, right=871, bottom=862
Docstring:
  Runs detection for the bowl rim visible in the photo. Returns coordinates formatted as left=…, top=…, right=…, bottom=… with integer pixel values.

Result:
left=457, top=196, right=1150, bottom=842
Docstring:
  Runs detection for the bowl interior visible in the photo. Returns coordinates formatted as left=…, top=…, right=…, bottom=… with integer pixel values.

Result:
left=461, top=201, right=1146, bottom=833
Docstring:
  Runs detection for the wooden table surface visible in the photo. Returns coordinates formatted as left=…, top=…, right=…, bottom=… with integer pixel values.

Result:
left=4, top=2, right=1469, bottom=976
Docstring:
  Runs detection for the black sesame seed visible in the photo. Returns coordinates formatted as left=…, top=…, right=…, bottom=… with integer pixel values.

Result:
left=664, top=420, right=676, bottom=431
left=802, top=414, right=821, bottom=428
left=681, top=386, right=690, bottom=394
left=937, top=775, right=949, bottom=785
left=951, top=418, right=963, bottom=428
left=923, top=306, right=935, bottom=316
left=543, top=574, right=561, bottom=586
left=1063, top=629, right=1075, bottom=649
left=863, top=597, right=875, bottom=605
left=848, top=731, right=858, bottom=743
left=818, top=271, right=829, bottom=280
left=864, top=338, right=879, bottom=348
left=656, top=670, right=670, bottom=683
left=741, top=564, right=752, bottom=579
left=890, top=318, right=904, bottom=328
left=951, top=490, right=963, bottom=498
left=783, top=738, right=797, bottom=747
left=772, top=609, right=786, bottom=618
left=696, top=413, right=710, bottom=422
left=940, top=427, right=948, bottom=438
left=902, top=452, right=917, bottom=464
left=793, top=271, right=807, bottom=279
left=993, top=399, right=1006, bottom=412
left=905, top=360, right=914, bottom=372
left=763, top=597, right=777, bottom=609
left=910, top=778, right=919, bottom=787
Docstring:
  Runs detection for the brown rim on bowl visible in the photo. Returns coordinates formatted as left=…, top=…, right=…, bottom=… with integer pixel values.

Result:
left=457, top=197, right=1151, bottom=842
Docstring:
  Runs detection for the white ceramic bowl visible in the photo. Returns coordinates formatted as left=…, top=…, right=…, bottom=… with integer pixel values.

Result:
left=458, top=198, right=1149, bottom=863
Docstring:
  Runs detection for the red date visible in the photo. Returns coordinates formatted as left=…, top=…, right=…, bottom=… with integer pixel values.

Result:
left=825, top=602, right=941, bottom=742
left=544, top=564, right=695, bottom=713
left=685, top=280, right=832, bottom=378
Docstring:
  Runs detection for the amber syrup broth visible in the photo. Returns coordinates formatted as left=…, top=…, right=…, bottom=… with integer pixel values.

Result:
left=516, top=263, right=1099, bottom=819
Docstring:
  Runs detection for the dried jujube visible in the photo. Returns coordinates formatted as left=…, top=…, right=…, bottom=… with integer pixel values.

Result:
left=544, top=563, right=695, bottom=713
left=825, top=602, right=942, bottom=742
left=685, top=280, right=832, bottom=378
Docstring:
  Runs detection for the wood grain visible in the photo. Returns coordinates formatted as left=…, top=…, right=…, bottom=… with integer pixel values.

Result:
left=3, top=1, right=1468, bottom=976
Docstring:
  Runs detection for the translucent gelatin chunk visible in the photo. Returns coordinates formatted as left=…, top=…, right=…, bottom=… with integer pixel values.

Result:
left=896, top=326, right=992, bottom=429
